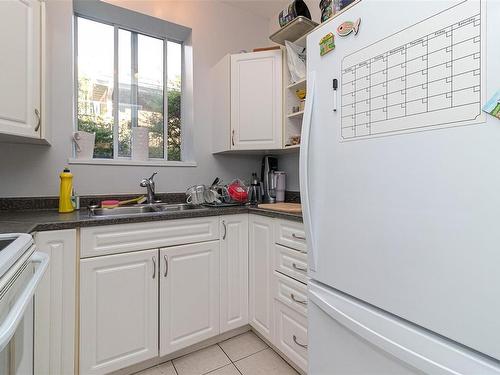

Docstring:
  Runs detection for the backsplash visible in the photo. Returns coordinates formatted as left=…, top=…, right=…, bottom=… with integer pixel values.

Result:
left=0, top=191, right=300, bottom=211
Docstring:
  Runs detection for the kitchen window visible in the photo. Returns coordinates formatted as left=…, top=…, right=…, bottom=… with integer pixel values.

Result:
left=73, top=1, right=193, bottom=165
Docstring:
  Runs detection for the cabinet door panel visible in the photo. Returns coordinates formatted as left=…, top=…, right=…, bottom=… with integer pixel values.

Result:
left=80, top=249, right=158, bottom=375
left=220, top=215, right=249, bottom=333
left=160, top=241, right=220, bottom=356
left=249, top=215, right=274, bottom=341
left=34, top=229, right=77, bottom=375
left=231, top=51, right=282, bottom=150
left=0, top=0, right=41, bottom=138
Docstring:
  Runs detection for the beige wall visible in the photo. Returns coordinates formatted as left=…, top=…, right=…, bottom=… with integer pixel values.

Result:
left=0, top=0, right=270, bottom=197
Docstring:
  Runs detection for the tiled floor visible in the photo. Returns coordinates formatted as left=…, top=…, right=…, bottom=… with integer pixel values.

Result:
left=135, top=331, right=299, bottom=375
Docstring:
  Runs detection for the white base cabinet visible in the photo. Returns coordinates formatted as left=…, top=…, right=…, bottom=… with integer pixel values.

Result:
left=220, top=215, right=249, bottom=333
left=80, top=249, right=159, bottom=375
left=248, top=215, right=275, bottom=342
left=160, top=241, right=220, bottom=356
left=34, top=229, right=77, bottom=375
left=75, top=214, right=305, bottom=374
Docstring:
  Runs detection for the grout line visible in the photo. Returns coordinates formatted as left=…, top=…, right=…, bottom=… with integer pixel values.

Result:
left=231, top=347, right=269, bottom=364
left=217, top=343, right=233, bottom=363
left=216, top=343, right=244, bottom=375
left=202, top=363, right=234, bottom=375
left=171, top=360, right=179, bottom=375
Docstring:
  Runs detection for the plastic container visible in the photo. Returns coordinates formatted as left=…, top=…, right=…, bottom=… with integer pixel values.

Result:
left=59, top=167, right=74, bottom=213
left=227, top=180, right=249, bottom=203
left=275, top=171, right=286, bottom=202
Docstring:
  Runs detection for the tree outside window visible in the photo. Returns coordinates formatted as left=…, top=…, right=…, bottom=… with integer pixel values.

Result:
left=76, top=17, right=182, bottom=161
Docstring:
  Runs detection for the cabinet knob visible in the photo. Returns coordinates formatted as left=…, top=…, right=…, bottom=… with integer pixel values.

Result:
left=222, top=220, right=227, bottom=240
left=34, top=108, right=41, bottom=132
left=152, top=256, right=156, bottom=279
left=231, top=130, right=235, bottom=146
left=293, top=335, right=308, bottom=349
left=291, top=293, right=307, bottom=305
left=292, top=263, right=307, bottom=272
left=164, top=255, right=168, bottom=277
left=292, top=233, right=306, bottom=241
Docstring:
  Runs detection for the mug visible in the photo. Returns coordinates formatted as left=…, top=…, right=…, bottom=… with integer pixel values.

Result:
left=73, top=131, right=95, bottom=160
left=203, top=188, right=220, bottom=204
left=186, top=185, right=205, bottom=205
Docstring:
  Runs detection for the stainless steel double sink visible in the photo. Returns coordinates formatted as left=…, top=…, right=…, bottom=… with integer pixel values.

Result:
left=90, top=203, right=204, bottom=217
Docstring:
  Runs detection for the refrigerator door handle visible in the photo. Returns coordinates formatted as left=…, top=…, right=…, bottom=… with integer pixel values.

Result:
left=308, top=281, right=500, bottom=375
left=300, top=71, right=317, bottom=271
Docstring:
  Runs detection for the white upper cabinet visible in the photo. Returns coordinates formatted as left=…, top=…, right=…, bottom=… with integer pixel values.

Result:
left=220, top=215, right=249, bottom=333
left=0, top=0, right=44, bottom=140
left=231, top=51, right=283, bottom=150
left=160, top=241, right=220, bottom=356
left=212, top=50, right=283, bottom=152
left=80, top=249, right=159, bottom=375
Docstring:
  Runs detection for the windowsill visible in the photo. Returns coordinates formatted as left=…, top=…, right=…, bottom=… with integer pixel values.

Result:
left=68, top=158, right=197, bottom=167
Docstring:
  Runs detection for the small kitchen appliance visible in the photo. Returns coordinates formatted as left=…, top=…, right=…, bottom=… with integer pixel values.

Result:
left=248, top=173, right=264, bottom=204
left=261, top=156, right=278, bottom=203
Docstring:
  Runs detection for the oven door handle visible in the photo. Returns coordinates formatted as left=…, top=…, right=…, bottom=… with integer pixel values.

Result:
left=0, top=252, right=49, bottom=352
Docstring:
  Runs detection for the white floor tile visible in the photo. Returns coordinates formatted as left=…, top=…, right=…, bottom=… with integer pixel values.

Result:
left=234, top=348, right=298, bottom=375
left=134, top=361, right=177, bottom=375
left=219, top=332, right=268, bottom=361
left=158, top=361, right=177, bottom=375
left=173, top=345, right=231, bottom=375
left=206, top=364, right=240, bottom=375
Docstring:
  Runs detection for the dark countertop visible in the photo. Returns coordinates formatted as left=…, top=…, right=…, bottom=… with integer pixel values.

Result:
left=0, top=205, right=302, bottom=234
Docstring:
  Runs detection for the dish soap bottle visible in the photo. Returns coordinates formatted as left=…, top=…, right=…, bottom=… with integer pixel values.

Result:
left=59, top=167, right=74, bottom=213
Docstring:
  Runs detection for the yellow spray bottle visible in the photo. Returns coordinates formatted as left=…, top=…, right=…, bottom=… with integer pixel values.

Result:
left=59, top=167, right=74, bottom=213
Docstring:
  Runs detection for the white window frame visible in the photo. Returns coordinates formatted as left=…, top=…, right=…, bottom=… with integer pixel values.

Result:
left=70, top=0, right=195, bottom=167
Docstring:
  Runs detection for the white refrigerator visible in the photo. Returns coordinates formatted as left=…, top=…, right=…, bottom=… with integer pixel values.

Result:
left=300, top=0, right=500, bottom=373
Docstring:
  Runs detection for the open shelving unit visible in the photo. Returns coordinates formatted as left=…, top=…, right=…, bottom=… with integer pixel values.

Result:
left=273, top=18, right=316, bottom=149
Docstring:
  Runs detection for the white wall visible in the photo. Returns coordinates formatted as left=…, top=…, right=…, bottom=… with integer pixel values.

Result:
left=0, top=0, right=271, bottom=197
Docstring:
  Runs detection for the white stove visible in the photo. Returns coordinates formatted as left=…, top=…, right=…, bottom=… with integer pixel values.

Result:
left=0, top=233, right=49, bottom=374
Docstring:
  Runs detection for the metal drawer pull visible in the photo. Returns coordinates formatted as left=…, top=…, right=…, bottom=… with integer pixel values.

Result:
left=293, top=335, right=308, bottom=349
left=292, top=233, right=306, bottom=241
left=222, top=220, right=227, bottom=240
left=292, top=263, right=307, bottom=272
left=291, top=293, right=307, bottom=305
left=164, top=255, right=168, bottom=277
left=34, top=108, right=41, bottom=131
left=152, top=257, right=156, bottom=279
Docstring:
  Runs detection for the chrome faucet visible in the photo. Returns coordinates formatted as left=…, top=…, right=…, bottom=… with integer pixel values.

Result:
left=140, top=172, right=158, bottom=204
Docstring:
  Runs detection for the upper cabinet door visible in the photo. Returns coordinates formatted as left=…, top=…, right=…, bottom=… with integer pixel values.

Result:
left=231, top=50, right=282, bottom=150
left=220, top=214, right=249, bottom=333
left=0, top=0, right=42, bottom=138
left=80, top=249, right=159, bottom=375
left=160, top=241, right=220, bottom=356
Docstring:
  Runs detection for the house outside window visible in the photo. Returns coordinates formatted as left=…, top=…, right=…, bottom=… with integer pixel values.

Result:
left=73, top=0, right=192, bottom=164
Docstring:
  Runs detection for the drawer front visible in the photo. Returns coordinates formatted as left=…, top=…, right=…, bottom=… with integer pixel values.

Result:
left=275, top=244, right=308, bottom=284
left=81, top=217, right=219, bottom=258
left=274, top=300, right=308, bottom=372
left=274, top=220, right=307, bottom=253
left=273, top=271, right=308, bottom=316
